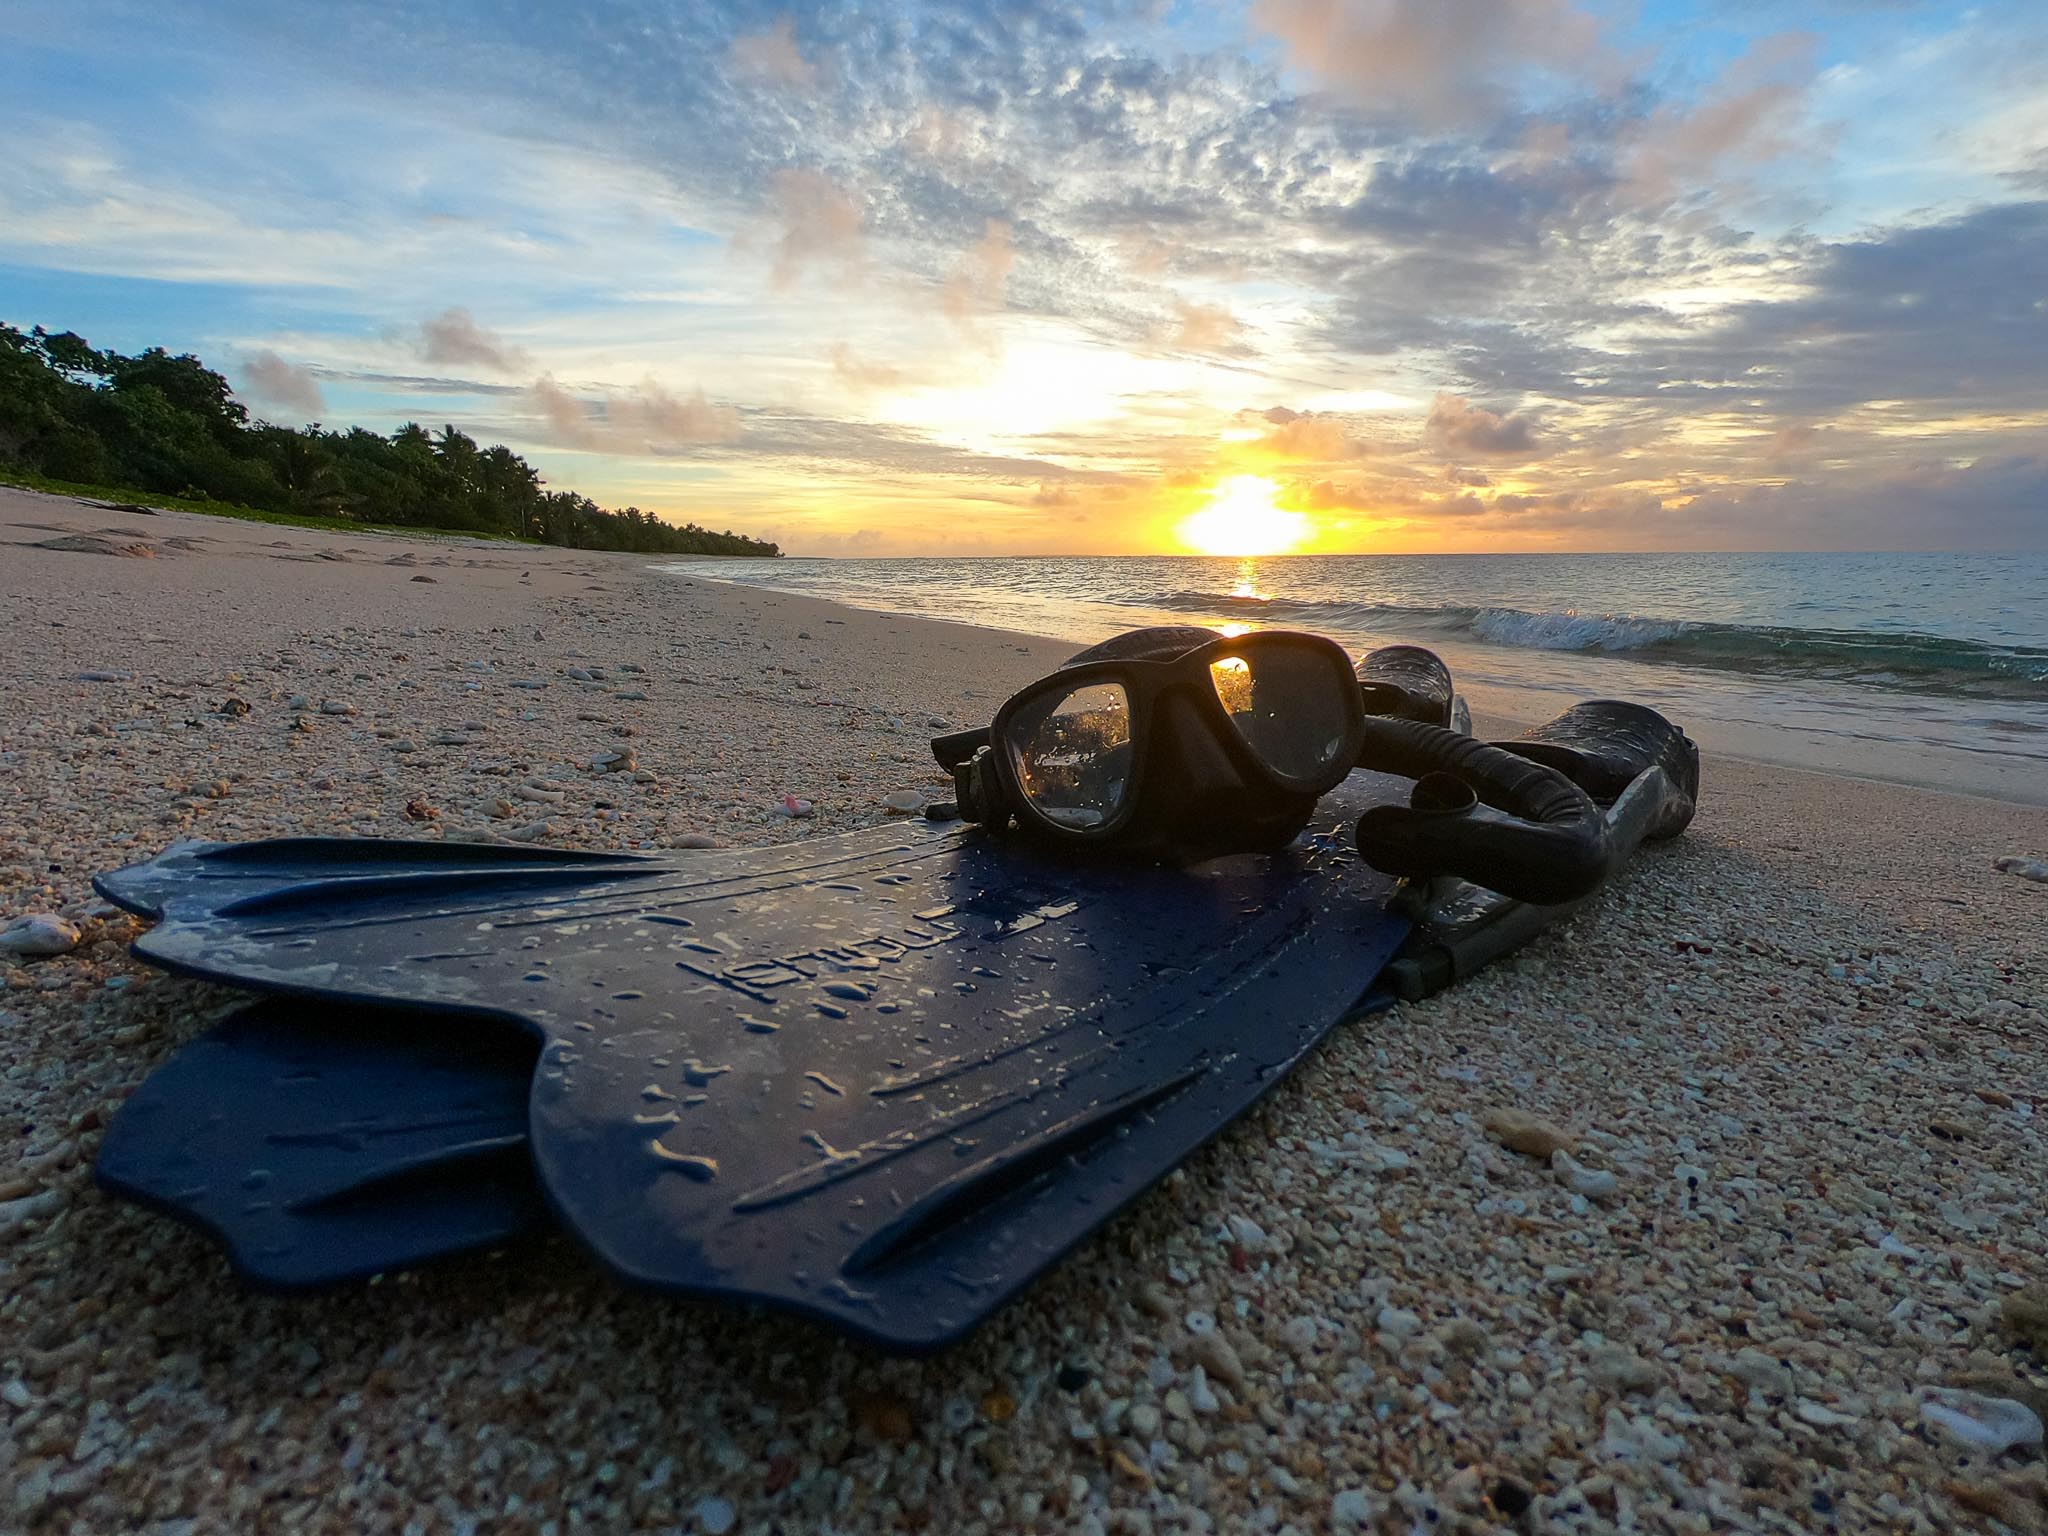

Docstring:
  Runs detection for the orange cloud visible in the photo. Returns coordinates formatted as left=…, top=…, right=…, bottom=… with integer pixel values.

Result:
left=1622, top=33, right=1819, bottom=205
left=1250, top=407, right=1366, bottom=461
left=942, top=219, right=1014, bottom=338
left=765, top=168, right=864, bottom=290
left=730, top=17, right=819, bottom=89
left=1424, top=393, right=1541, bottom=459
left=419, top=307, right=529, bottom=372
left=829, top=342, right=906, bottom=392
left=1162, top=300, right=1245, bottom=355
left=526, top=376, right=742, bottom=452
left=240, top=351, right=323, bottom=416
left=1251, top=0, right=1614, bottom=128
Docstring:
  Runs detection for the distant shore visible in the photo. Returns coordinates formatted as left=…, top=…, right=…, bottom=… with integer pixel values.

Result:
left=5, top=482, right=2046, bottom=1535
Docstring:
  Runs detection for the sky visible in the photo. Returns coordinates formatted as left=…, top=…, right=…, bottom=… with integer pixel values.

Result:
left=3, top=0, right=2045, bottom=555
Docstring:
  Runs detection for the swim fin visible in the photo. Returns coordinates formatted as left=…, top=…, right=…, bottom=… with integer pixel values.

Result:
left=97, top=773, right=1415, bottom=1350
left=96, top=996, right=547, bottom=1288
left=1356, top=644, right=1471, bottom=734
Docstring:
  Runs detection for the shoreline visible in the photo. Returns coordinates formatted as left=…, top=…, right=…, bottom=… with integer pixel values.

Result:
left=4, top=485, right=2046, bottom=1533
left=659, top=561, right=2048, bottom=810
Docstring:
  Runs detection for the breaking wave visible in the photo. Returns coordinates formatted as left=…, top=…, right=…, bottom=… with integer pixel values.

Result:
left=1139, top=589, right=2048, bottom=699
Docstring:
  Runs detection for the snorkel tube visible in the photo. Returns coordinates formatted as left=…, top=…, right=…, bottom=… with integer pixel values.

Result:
left=1368, top=700, right=1700, bottom=999
left=1350, top=718, right=1617, bottom=904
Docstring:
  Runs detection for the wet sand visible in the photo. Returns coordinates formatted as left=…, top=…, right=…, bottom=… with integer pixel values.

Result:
left=3, top=486, right=2046, bottom=1533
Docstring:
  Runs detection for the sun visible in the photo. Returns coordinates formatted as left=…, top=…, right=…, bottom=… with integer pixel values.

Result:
left=1175, top=475, right=1310, bottom=557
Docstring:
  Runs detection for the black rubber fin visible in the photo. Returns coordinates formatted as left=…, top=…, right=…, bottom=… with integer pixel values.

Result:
left=96, top=775, right=1415, bottom=1350
left=95, top=998, right=546, bottom=1289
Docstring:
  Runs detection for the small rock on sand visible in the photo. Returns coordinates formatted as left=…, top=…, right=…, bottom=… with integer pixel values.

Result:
left=1589, top=1344, right=1660, bottom=1394
left=1994, top=855, right=2048, bottom=883
left=1919, top=1388, right=2045, bottom=1453
left=1185, top=1331, right=1246, bottom=1390
left=1483, top=1107, right=1575, bottom=1159
left=1552, top=1148, right=1618, bottom=1199
left=0, top=914, right=82, bottom=959
left=1332, top=1489, right=1378, bottom=1527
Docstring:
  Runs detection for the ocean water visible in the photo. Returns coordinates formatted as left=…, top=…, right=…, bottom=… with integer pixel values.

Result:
left=656, top=552, right=2048, bottom=803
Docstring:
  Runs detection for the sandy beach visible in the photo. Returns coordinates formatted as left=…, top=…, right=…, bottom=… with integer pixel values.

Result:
left=4, top=487, right=2046, bottom=1533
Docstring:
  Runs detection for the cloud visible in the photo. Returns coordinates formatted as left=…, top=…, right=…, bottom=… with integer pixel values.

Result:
left=238, top=351, right=324, bottom=417
left=1761, top=422, right=1836, bottom=471
left=1160, top=300, right=1246, bottom=355
left=1678, top=454, right=2048, bottom=551
left=764, top=168, right=864, bottom=290
left=941, top=219, right=1014, bottom=340
left=1425, top=393, right=1541, bottom=457
left=1258, top=410, right=1366, bottom=460
left=1250, top=0, right=1616, bottom=128
left=1585, top=202, right=2048, bottom=414
left=730, top=17, right=818, bottom=90
left=1305, top=478, right=1487, bottom=518
left=828, top=342, right=906, bottom=392
left=419, top=308, right=529, bottom=372
left=1621, top=33, right=1821, bottom=205
left=525, top=376, right=742, bottom=452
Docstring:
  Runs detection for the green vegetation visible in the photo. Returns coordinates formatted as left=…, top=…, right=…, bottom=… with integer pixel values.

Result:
left=0, top=323, right=780, bottom=556
left=0, top=465, right=530, bottom=540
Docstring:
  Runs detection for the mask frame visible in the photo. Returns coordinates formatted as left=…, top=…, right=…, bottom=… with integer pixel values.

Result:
left=957, top=629, right=1368, bottom=853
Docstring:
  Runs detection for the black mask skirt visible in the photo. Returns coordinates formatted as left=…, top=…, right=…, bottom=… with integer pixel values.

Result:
left=946, top=629, right=1367, bottom=864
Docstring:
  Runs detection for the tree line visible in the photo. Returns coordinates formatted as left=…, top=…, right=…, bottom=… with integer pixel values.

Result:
left=0, top=323, right=780, bottom=556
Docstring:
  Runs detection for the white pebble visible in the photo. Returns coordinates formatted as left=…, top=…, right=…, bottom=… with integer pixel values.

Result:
left=1376, top=1305, right=1422, bottom=1337
left=1280, top=1315, right=1319, bottom=1353
left=1332, top=1488, right=1378, bottom=1527
left=1552, top=1148, right=1619, bottom=1199
left=1226, top=1214, right=1267, bottom=1251
left=0, top=914, right=82, bottom=959
left=1795, top=1399, right=1858, bottom=1427
left=0, top=1188, right=65, bottom=1237
left=692, top=1495, right=736, bottom=1534
left=1919, top=1388, right=2044, bottom=1452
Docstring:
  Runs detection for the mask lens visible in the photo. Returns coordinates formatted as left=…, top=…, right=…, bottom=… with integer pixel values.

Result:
left=1004, top=681, right=1132, bottom=829
left=1211, top=645, right=1351, bottom=781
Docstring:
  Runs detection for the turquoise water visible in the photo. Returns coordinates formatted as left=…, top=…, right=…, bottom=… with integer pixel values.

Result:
left=658, top=552, right=2048, bottom=801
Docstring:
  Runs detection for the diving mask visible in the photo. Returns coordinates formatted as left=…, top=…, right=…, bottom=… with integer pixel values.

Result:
left=938, top=627, right=1368, bottom=864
